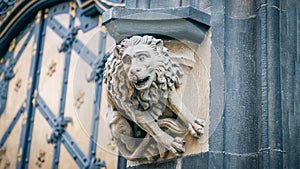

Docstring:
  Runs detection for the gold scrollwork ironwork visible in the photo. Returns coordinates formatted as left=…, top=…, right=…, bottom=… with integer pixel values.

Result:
left=74, top=90, right=85, bottom=109
left=0, top=147, right=6, bottom=163
left=14, top=78, right=22, bottom=92
left=69, top=2, right=77, bottom=17
left=47, top=61, right=57, bottom=77
left=8, top=38, right=16, bottom=52
left=27, top=78, right=32, bottom=90
left=32, top=90, right=38, bottom=107
left=5, top=160, right=10, bottom=167
left=35, top=150, right=46, bottom=168
left=22, top=113, right=28, bottom=125
left=44, top=8, right=49, bottom=19
left=17, top=149, right=22, bottom=162
left=35, top=11, right=41, bottom=24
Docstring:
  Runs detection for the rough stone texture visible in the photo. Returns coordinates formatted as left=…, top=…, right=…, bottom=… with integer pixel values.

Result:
left=104, top=0, right=300, bottom=168
left=102, top=7, right=210, bottom=43
left=223, top=0, right=258, bottom=162
left=182, top=152, right=208, bottom=169
left=104, top=35, right=207, bottom=164
left=125, top=0, right=211, bottom=14
left=127, top=158, right=177, bottom=169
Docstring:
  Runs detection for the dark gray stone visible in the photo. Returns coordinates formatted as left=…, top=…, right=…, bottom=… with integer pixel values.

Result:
left=125, top=0, right=137, bottom=8
left=223, top=0, right=259, bottom=156
left=102, top=7, right=210, bottom=43
left=224, top=153, right=258, bottom=169
left=182, top=152, right=208, bottom=169
left=125, top=0, right=200, bottom=9
left=209, top=0, right=225, bottom=153
left=149, top=0, right=181, bottom=8
left=208, top=152, right=224, bottom=169
left=279, top=0, right=300, bottom=169
left=127, top=158, right=177, bottom=169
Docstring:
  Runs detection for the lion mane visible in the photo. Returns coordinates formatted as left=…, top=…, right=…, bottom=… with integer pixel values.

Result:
left=104, top=35, right=184, bottom=117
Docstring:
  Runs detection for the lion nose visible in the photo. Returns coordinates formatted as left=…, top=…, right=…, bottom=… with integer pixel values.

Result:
left=130, top=68, right=141, bottom=75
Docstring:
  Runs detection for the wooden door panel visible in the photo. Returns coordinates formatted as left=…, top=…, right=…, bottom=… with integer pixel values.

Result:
left=12, top=25, right=34, bottom=60
left=0, top=116, right=24, bottom=168
left=0, top=24, right=34, bottom=138
left=53, top=14, right=71, bottom=31
left=0, top=1, right=124, bottom=168
left=64, top=51, right=93, bottom=155
left=73, top=26, right=99, bottom=62
left=28, top=109, right=54, bottom=169
left=72, top=53, right=95, bottom=139
left=58, top=145, right=78, bottom=169
left=97, top=86, right=118, bottom=169
left=38, top=26, right=65, bottom=117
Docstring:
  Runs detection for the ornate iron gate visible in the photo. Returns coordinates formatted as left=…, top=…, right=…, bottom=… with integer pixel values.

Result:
left=0, top=1, right=125, bottom=168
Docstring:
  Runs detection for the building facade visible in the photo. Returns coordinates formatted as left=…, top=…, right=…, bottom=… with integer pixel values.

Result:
left=0, top=0, right=299, bottom=169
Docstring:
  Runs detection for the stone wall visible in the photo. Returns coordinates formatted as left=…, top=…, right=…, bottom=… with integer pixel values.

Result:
left=103, top=0, right=300, bottom=168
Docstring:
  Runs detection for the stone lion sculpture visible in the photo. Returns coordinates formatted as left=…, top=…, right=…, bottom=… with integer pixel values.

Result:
left=104, top=35, right=205, bottom=161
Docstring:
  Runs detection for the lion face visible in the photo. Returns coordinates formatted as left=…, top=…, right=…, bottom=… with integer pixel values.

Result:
left=121, top=44, right=162, bottom=90
left=104, top=35, right=183, bottom=111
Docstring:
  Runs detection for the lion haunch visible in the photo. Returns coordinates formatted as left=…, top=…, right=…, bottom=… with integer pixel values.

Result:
left=104, top=35, right=205, bottom=161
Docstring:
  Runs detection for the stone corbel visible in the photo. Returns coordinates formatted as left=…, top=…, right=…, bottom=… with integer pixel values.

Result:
left=102, top=6, right=210, bottom=44
left=102, top=2, right=211, bottom=165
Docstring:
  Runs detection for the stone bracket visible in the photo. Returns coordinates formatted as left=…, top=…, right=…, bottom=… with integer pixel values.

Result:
left=102, top=7, right=211, bottom=43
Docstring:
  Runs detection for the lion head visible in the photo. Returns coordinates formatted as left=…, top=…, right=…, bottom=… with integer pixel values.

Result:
left=104, top=35, right=183, bottom=112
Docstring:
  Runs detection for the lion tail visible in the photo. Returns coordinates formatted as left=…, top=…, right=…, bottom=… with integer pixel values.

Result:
left=157, top=118, right=187, bottom=136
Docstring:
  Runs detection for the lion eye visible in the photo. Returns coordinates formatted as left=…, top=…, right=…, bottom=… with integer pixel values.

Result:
left=139, top=55, right=147, bottom=61
left=123, top=55, right=131, bottom=64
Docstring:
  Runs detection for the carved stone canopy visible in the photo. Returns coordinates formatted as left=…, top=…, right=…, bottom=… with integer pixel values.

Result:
left=102, top=7, right=210, bottom=44
left=104, top=35, right=205, bottom=162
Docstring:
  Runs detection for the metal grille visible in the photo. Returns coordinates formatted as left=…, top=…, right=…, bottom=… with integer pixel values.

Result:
left=0, top=1, right=125, bottom=168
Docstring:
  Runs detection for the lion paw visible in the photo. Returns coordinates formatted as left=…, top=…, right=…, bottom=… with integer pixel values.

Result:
left=168, top=137, right=186, bottom=156
left=188, top=119, right=205, bottom=138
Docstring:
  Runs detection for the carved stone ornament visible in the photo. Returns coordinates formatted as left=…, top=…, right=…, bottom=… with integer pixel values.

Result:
left=104, top=35, right=205, bottom=162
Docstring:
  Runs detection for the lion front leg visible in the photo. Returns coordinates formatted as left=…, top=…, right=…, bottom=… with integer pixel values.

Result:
left=108, top=110, right=138, bottom=155
left=123, top=104, right=186, bottom=156
left=167, top=89, right=205, bottom=138
left=136, top=117, right=186, bottom=156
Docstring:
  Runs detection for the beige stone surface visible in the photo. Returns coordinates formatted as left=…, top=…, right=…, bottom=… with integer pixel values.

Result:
left=103, top=35, right=211, bottom=166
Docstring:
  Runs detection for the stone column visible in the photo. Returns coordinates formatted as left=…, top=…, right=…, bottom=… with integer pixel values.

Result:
left=223, top=0, right=258, bottom=168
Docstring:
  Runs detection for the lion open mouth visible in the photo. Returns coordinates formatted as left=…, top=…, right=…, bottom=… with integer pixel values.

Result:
left=134, top=76, right=151, bottom=90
